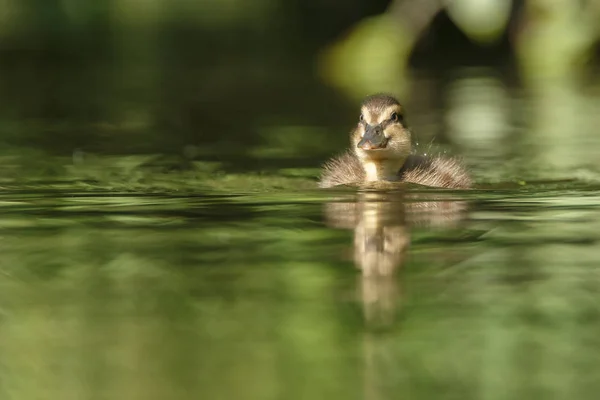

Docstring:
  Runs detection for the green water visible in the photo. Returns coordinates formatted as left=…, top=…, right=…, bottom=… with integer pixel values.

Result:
left=0, top=66, right=600, bottom=399
left=1, top=183, right=600, bottom=399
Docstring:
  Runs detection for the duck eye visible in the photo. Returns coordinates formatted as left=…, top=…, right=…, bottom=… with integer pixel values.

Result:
left=391, top=112, right=399, bottom=122
left=359, top=114, right=364, bottom=122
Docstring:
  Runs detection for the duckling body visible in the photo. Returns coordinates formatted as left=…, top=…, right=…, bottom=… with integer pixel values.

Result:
left=319, top=95, right=471, bottom=189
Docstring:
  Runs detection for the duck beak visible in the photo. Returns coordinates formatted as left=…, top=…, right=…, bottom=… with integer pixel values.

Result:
left=357, top=124, right=388, bottom=150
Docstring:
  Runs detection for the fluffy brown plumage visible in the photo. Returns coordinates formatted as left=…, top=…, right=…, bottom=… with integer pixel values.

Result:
left=319, top=150, right=363, bottom=188
left=319, top=94, right=471, bottom=189
left=319, top=153, right=471, bottom=189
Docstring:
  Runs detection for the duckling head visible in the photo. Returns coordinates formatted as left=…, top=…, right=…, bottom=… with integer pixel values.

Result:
left=351, top=94, right=411, bottom=182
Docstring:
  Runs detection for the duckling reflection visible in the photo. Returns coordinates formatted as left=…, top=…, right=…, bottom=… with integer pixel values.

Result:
left=325, top=190, right=468, bottom=326
left=345, top=192, right=409, bottom=277
left=324, top=191, right=470, bottom=398
left=356, top=192, right=409, bottom=326
left=325, top=191, right=408, bottom=326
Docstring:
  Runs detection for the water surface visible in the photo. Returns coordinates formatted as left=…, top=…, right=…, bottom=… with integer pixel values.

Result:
left=0, top=69, right=600, bottom=399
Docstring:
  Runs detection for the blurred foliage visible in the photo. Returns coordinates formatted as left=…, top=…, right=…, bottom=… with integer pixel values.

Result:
left=319, top=14, right=411, bottom=100
left=0, top=0, right=597, bottom=180
left=321, top=0, right=600, bottom=98
left=446, top=0, right=512, bottom=44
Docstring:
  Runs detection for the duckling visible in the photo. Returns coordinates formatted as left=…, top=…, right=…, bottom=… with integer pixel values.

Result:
left=319, top=94, right=471, bottom=189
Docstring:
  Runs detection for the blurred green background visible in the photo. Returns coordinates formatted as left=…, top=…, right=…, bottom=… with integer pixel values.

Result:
left=0, top=0, right=598, bottom=188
